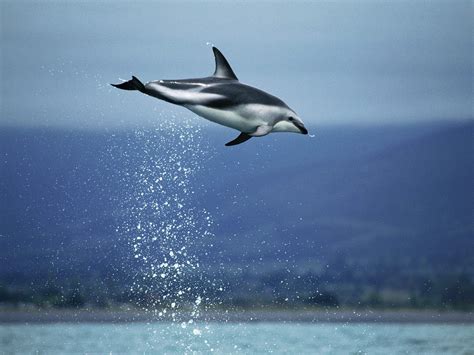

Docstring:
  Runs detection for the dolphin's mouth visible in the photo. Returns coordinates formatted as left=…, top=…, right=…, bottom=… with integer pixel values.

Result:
left=294, top=122, right=308, bottom=135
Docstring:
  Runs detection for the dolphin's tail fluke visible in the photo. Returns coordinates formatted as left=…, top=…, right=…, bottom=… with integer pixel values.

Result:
left=111, top=76, right=145, bottom=92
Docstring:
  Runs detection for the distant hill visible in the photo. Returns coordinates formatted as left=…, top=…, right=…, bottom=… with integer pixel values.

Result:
left=1, top=121, right=473, bottom=308
left=207, top=122, right=473, bottom=269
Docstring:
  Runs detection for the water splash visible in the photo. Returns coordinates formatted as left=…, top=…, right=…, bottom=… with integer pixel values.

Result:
left=109, top=116, right=222, bottom=351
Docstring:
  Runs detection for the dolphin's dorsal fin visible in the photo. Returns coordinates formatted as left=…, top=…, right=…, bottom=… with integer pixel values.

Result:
left=212, top=47, right=238, bottom=81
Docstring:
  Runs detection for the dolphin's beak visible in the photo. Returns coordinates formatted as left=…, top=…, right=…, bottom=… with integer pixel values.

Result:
left=293, top=121, right=308, bottom=135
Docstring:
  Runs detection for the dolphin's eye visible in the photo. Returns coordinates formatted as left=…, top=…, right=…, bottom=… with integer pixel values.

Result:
left=288, top=117, right=294, bottom=121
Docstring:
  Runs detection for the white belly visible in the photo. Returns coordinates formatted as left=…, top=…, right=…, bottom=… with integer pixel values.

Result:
left=184, top=104, right=258, bottom=133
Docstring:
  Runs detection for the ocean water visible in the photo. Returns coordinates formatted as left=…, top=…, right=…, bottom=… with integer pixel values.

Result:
left=1, top=322, right=473, bottom=354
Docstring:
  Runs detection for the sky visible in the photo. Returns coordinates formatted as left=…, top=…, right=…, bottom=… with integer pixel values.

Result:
left=1, top=1, right=472, bottom=130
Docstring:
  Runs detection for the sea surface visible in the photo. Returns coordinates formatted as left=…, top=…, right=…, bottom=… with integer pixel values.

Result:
left=1, top=322, right=473, bottom=354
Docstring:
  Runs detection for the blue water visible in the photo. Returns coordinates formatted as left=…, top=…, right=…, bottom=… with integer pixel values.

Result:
left=1, top=322, right=473, bottom=354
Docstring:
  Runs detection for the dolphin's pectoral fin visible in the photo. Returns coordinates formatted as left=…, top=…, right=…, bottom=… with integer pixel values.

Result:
left=225, top=132, right=252, bottom=147
left=212, top=47, right=238, bottom=81
left=225, top=125, right=271, bottom=146
left=249, top=125, right=272, bottom=137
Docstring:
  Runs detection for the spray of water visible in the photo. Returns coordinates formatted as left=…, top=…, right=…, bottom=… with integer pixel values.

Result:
left=109, top=116, right=223, bottom=351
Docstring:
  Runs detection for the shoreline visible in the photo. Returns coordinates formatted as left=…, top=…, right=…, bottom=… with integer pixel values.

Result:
left=0, top=309, right=473, bottom=324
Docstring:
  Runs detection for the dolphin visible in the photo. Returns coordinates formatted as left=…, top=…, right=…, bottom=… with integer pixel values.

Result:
left=112, top=47, right=308, bottom=146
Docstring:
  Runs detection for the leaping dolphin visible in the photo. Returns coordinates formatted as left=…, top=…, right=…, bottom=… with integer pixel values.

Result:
left=112, top=47, right=308, bottom=146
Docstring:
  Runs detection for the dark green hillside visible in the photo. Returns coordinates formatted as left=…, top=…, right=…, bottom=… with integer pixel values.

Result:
left=0, top=122, right=472, bottom=309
